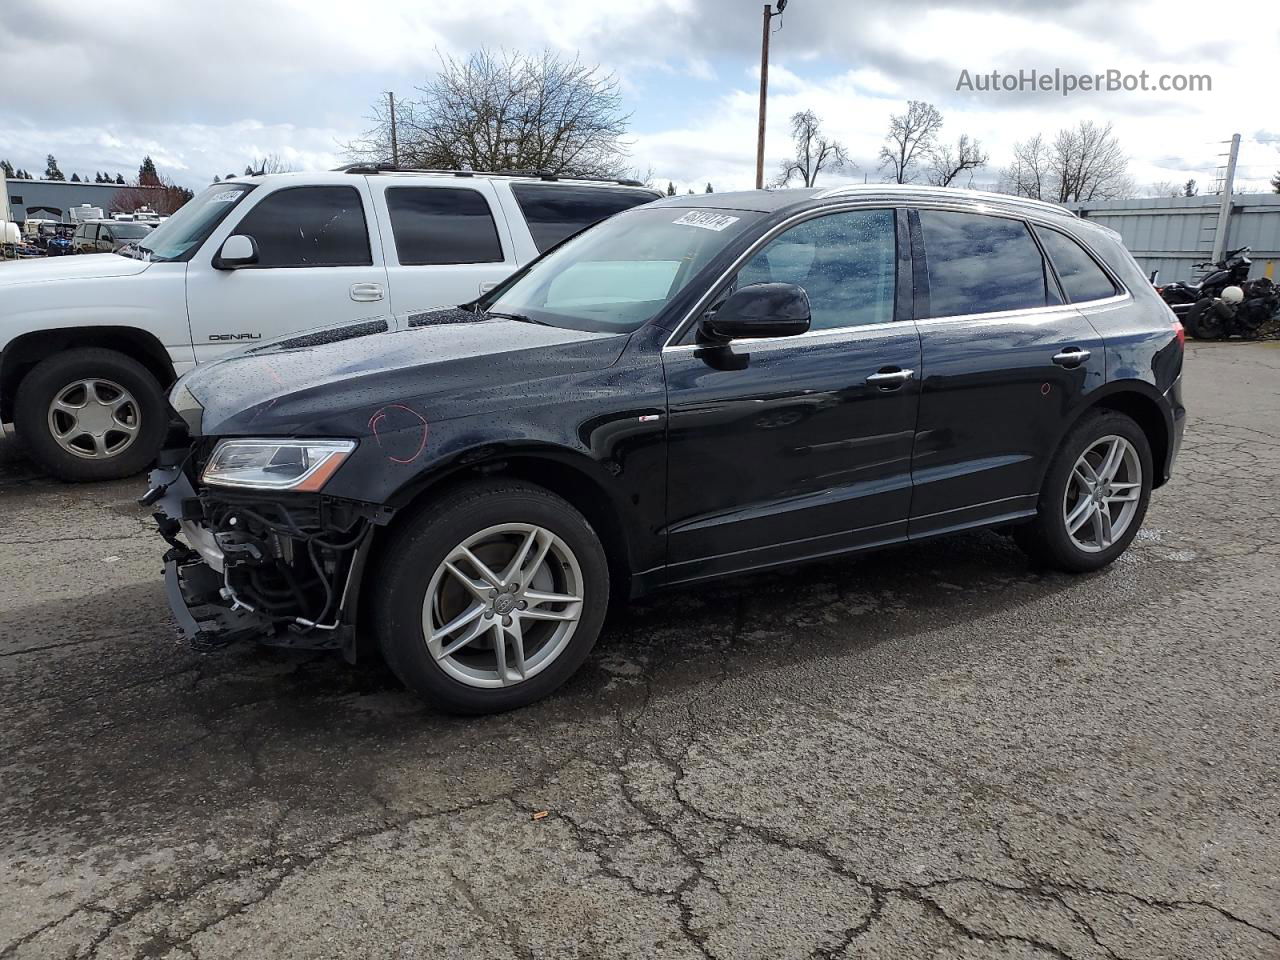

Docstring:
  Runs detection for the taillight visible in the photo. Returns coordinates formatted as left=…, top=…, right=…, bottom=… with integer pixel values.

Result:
left=1173, top=318, right=1185, bottom=347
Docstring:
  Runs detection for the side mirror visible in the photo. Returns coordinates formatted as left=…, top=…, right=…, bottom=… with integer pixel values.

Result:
left=214, top=234, right=259, bottom=269
left=702, top=282, right=811, bottom=341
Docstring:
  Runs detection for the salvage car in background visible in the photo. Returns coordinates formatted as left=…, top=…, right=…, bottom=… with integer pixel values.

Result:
left=71, top=219, right=155, bottom=254
left=147, top=185, right=1185, bottom=714
left=0, top=169, right=659, bottom=480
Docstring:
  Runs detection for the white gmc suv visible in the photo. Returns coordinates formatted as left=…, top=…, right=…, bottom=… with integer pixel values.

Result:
left=0, top=168, right=658, bottom=480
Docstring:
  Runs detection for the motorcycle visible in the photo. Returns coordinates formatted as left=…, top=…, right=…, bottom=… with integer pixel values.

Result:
left=1184, top=276, right=1280, bottom=340
left=1157, top=246, right=1254, bottom=318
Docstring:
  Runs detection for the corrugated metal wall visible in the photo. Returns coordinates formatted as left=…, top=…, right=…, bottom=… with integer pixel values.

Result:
left=1066, top=194, right=1280, bottom=284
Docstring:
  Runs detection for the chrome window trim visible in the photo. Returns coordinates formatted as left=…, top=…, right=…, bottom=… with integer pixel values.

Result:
left=662, top=317, right=919, bottom=353
left=660, top=198, right=1131, bottom=352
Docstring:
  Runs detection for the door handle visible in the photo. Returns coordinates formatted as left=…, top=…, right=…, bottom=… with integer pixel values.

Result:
left=350, top=282, right=384, bottom=302
left=866, top=367, right=914, bottom=388
left=1052, top=347, right=1091, bottom=367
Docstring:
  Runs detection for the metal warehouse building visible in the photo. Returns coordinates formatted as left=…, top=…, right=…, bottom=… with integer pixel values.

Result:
left=1068, top=194, right=1280, bottom=284
left=3, top=178, right=154, bottom=224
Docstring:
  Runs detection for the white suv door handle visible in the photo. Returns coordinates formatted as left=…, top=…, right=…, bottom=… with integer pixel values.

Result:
left=350, top=282, right=384, bottom=302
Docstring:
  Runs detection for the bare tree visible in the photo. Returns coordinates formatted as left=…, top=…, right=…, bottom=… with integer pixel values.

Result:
left=1000, top=123, right=1132, bottom=202
left=774, top=110, right=851, bottom=187
left=246, top=154, right=297, bottom=175
left=1001, top=134, right=1051, bottom=199
left=345, top=48, right=631, bottom=178
left=1145, top=180, right=1182, bottom=198
left=111, top=175, right=193, bottom=216
left=1051, top=121, right=1131, bottom=202
left=926, top=134, right=989, bottom=187
left=878, top=100, right=943, bottom=184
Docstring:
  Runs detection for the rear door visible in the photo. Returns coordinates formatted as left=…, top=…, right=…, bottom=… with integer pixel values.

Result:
left=185, top=182, right=388, bottom=362
left=367, top=178, right=518, bottom=319
left=907, top=207, right=1105, bottom=537
left=662, top=206, right=921, bottom=583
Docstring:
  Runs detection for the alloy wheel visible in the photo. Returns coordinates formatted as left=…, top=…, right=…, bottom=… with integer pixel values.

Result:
left=1062, top=435, right=1143, bottom=553
left=422, top=523, right=584, bottom=688
left=46, top=379, right=141, bottom=460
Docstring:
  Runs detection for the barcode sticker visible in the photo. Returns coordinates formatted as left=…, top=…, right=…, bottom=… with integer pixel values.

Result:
left=672, top=211, right=741, bottom=232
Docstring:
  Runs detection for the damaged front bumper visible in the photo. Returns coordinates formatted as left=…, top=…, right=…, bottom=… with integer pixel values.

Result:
left=145, top=456, right=387, bottom=657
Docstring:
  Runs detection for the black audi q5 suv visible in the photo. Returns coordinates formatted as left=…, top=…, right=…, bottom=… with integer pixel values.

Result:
left=147, top=185, right=1185, bottom=713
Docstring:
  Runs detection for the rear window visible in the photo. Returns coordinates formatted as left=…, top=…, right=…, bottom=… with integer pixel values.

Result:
left=386, top=187, right=503, bottom=265
left=919, top=210, right=1056, bottom=318
left=512, top=183, right=658, bottom=252
left=1035, top=226, right=1119, bottom=303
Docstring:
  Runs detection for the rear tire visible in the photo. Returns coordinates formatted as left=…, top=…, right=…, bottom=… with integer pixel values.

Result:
left=1186, top=298, right=1227, bottom=340
left=13, top=348, right=168, bottom=482
left=371, top=480, right=610, bottom=714
left=1014, top=411, right=1153, bottom=573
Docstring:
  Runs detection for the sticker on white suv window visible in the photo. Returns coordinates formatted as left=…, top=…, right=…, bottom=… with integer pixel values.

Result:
left=210, top=190, right=242, bottom=203
left=672, top=211, right=741, bottom=232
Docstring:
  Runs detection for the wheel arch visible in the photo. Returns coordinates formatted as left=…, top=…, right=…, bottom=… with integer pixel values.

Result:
left=371, top=447, right=637, bottom=603
left=1060, top=382, right=1174, bottom=489
left=1, top=326, right=177, bottom=422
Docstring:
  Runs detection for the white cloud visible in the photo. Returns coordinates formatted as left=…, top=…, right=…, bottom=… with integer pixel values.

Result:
left=2, top=0, right=1275, bottom=193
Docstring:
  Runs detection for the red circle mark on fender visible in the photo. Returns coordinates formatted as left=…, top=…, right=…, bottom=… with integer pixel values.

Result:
left=368, top=403, right=430, bottom=464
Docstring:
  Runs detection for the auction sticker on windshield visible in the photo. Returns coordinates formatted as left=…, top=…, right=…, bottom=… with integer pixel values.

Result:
left=673, top=211, right=741, bottom=232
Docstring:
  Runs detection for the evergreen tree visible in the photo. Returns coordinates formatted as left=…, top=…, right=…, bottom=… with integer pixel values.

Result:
left=1271, top=170, right=1280, bottom=195
left=665, top=181, right=676, bottom=196
left=70, top=172, right=81, bottom=182
left=1183, top=178, right=1198, bottom=197
left=116, top=174, right=126, bottom=185
left=705, top=182, right=713, bottom=193
left=213, top=175, right=221, bottom=183
left=244, top=164, right=255, bottom=176
left=138, top=156, right=160, bottom=185
left=45, top=154, right=65, bottom=180
left=0, top=159, right=13, bottom=178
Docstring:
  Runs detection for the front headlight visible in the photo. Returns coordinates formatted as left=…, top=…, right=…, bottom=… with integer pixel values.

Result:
left=201, top=439, right=356, bottom=492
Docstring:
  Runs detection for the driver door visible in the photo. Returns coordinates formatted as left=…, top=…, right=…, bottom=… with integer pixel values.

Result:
left=661, top=207, right=921, bottom=584
left=185, top=182, right=389, bottom=362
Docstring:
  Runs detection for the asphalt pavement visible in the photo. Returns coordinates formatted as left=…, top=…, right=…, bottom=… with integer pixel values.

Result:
left=1, top=341, right=1278, bottom=959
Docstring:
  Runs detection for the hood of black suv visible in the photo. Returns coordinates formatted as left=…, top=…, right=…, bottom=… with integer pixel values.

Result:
left=178, top=310, right=629, bottom=437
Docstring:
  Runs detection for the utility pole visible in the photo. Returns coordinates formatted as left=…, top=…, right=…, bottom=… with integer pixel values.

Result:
left=755, top=0, right=787, bottom=190
left=1210, top=132, right=1240, bottom=263
left=388, top=91, right=399, bottom=168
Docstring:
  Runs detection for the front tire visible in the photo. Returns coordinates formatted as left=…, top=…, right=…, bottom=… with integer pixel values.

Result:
left=13, top=348, right=168, bottom=482
left=372, top=480, right=610, bottom=714
left=1014, top=411, right=1153, bottom=573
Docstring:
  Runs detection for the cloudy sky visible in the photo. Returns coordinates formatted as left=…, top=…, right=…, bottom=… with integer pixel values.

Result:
left=2, top=0, right=1277, bottom=195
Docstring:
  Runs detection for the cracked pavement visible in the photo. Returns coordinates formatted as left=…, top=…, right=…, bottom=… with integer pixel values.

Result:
left=1, top=342, right=1278, bottom=959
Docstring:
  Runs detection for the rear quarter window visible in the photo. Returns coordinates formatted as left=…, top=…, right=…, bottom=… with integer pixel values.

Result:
left=512, top=183, right=659, bottom=253
left=1035, top=226, right=1120, bottom=303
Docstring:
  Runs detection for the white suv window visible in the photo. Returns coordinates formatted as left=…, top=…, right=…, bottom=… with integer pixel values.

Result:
left=386, top=187, right=503, bottom=265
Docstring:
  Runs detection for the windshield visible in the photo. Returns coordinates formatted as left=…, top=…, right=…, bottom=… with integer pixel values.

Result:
left=111, top=222, right=153, bottom=239
left=138, top=182, right=254, bottom=262
left=484, top=206, right=762, bottom=333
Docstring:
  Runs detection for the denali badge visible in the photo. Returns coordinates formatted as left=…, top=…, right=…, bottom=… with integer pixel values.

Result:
left=208, top=333, right=262, bottom=341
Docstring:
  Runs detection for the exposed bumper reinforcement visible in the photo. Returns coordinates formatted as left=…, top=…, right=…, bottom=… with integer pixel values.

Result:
left=164, top=555, right=272, bottom=651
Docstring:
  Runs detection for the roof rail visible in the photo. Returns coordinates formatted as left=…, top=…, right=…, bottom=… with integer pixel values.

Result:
left=330, top=163, right=645, bottom=188
left=811, top=183, right=1071, bottom=216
